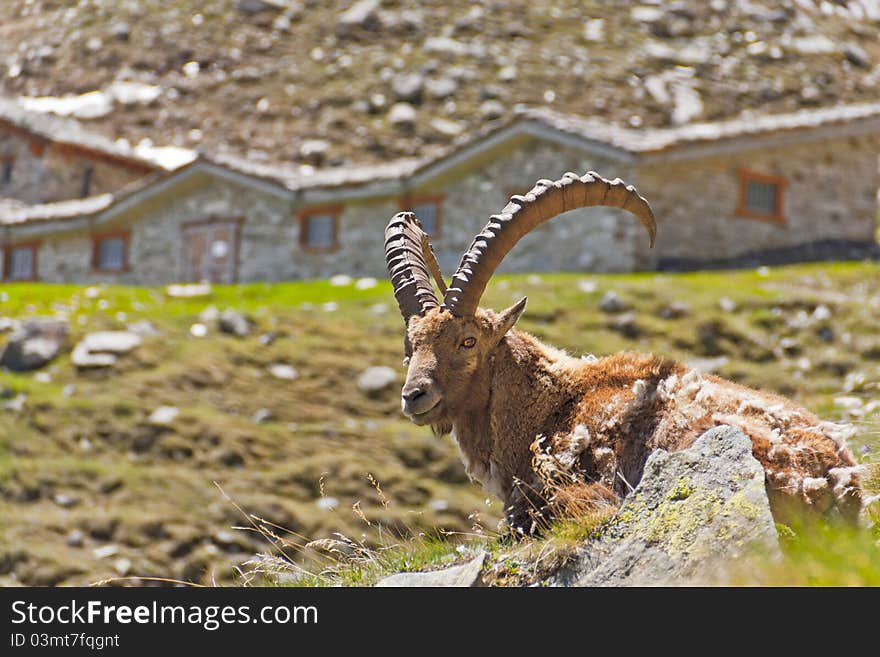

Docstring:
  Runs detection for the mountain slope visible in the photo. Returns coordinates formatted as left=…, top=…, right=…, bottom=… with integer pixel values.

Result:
left=1, top=1, right=878, bottom=167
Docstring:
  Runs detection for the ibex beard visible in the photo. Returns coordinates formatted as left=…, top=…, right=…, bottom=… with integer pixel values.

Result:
left=385, top=171, right=863, bottom=534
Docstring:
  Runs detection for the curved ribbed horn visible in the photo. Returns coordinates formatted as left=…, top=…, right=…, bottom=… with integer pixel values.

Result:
left=384, top=212, right=441, bottom=323
left=443, top=171, right=656, bottom=317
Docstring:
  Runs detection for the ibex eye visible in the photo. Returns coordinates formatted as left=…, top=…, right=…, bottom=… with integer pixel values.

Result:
left=461, top=337, right=476, bottom=348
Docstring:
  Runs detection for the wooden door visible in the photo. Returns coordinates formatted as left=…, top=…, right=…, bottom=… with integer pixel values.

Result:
left=182, top=221, right=238, bottom=283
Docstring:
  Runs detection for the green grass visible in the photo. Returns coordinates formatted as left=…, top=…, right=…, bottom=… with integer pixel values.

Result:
left=1, top=261, right=879, bottom=585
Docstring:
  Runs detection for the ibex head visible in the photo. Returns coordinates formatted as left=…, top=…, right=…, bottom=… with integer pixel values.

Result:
left=384, top=172, right=657, bottom=431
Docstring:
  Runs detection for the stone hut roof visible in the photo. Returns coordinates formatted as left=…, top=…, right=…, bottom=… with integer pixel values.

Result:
left=0, top=96, right=190, bottom=172
left=3, top=101, right=879, bottom=230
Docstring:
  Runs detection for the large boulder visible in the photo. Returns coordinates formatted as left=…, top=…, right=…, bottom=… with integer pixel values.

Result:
left=550, top=425, right=780, bottom=586
left=0, top=318, right=69, bottom=371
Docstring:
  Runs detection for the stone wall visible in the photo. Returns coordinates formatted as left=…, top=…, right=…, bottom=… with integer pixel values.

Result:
left=637, top=134, right=880, bottom=267
left=3, top=133, right=878, bottom=285
left=0, top=128, right=147, bottom=204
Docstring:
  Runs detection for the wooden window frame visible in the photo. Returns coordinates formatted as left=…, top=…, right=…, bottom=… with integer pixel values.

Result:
left=0, top=156, right=13, bottom=186
left=2, top=240, right=40, bottom=282
left=91, top=229, right=131, bottom=273
left=298, top=205, right=342, bottom=253
left=399, top=195, right=444, bottom=238
left=736, top=168, right=788, bottom=225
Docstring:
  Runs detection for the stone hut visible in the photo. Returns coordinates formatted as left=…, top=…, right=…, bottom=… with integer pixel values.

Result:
left=1, top=100, right=878, bottom=284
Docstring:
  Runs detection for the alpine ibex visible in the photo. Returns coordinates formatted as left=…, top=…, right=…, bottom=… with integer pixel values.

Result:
left=384, top=171, right=863, bottom=532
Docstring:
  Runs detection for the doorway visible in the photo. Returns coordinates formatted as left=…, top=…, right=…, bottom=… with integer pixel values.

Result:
left=182, top=220, right=240, bottom=283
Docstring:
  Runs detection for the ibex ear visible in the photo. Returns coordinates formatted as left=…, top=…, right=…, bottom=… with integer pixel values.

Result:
left=493, top=297, right=527, bottom=341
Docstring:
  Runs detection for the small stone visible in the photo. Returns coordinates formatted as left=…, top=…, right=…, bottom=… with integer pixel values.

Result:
left=357, top=366, right=397, bottom=394
left=658, top=301, right=691, bottom=319
left=198, top=305, right=219, bottom=322
left=218, top=310, right=251, bottom=337
left=53, top=493, right=80, bottom=508
left=148, top=406, right=179, bottom=427
left=268, top=364, right=298, bottom=381
left=479, top=100, right=505, bottom=120
left=430, top=117, right=465, bottom=136
left=126, top=319, right=160, bottom=336
left=66, top=530, right=85, bottom=548
left=316, top=497, right=339, bottom=511
left=92, top=544, right=119, bottom=559
left=166, top=283, right=212, bottom=298
left=329, top=274, right=353, bottom=286
left=80, top=331, right=142, bottom=354
left=425, top=76, right=457, bottom=99
left=336, top=0, right=381, bottom=33
left=252, top=408, right=274, bottom=424
left=391, top=73, right=424, bottom=103
left=113, top=558, right=132, bottom=575
left=598, top=291, right=628, bottom=313
left=388, top=102, right=417, bottom=127
left=719, top=297, right=737, bottom=313
left=190, top=323, right=208, bottom=338
left=842, top=42, right=870, bottom=68
left=355, top=277, right=377, bottom=290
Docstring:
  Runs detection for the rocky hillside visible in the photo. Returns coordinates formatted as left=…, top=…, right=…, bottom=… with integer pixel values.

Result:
left=1, top=0, right=879, bottom=167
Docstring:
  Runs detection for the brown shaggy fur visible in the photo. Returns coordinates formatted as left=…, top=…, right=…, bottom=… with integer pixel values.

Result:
left=402, top=305, right=862, bottom=532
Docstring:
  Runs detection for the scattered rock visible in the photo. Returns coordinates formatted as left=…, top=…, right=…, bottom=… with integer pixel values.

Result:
left=148, top=406, right=179, bottom=427
left=1, top=393, right=26, bottom=412
left=355, top=277, right=377, bottom=290
left=609, top=312, right=639, bottom=338
left=66, top=530, right=85, bottom=548
left=126, top=319, right=160, bottom=336
left=218, top=310, right=252, bottom=337
left=166, top=283, right=212, bottom=298
left=316, top=496, right=339, bottom=511
left=336, top=0, right=381, bottom=34
left=190, top=323, right=208, bottom=338
left=391, top=73, right=424, bottom=104
left=357, top=366, right=397, bottom=394
left=268, top=363, right=298, bottom=381
left=53, top=493, right=80, bottom=508
left=92, top=544, right=120, bottom=560
left=0, top=317, right=69, bottom=372
left=388, top=102, right=417, bottom=128
left=72, top=331, right=141, bottom=368
left=842, top=42, right=870, bottom=68
left=479, top=100, right=505, bottom=120
left=425, top=76, right=458, bottom=99
left=598, top=291, right=628, bottom=313
left=376, top=551, right=486, bottom=587
left=658, top=301, right=691, bottom=319
left=252, top=408, right=274, bottom=424
left=430, top=117, right=465, bottom=136
left=329, top=274, right=353, bottom=286
left=718, top=297, right=737, bottom=313
left=550, top=426, right=780, bottom=586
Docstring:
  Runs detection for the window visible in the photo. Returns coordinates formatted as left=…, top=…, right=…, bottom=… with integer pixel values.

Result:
left=1, top=159, right=12, bottom=186
left=736, top=169, right=787, bottom=224
left=400, top=196, right=443, bottom=237
left=299, top=207, right=340, bottom=251
left=94, top=235, right=128, bottom=271
left=81, top=166, right=94, bottom=198
left=3, top=243, right=37, bottom=281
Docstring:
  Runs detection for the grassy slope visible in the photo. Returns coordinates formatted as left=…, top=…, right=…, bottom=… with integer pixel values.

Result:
left=1, top=261, right=879, bottom=585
